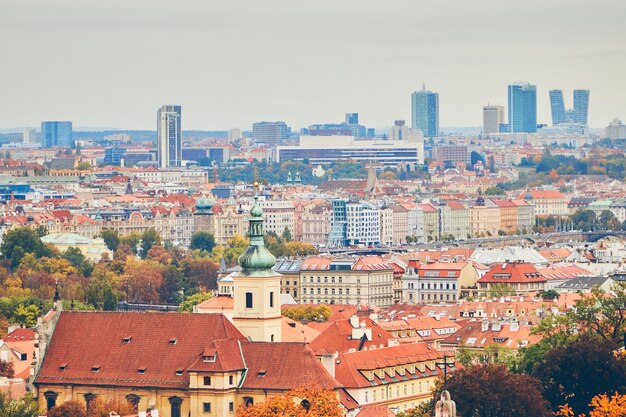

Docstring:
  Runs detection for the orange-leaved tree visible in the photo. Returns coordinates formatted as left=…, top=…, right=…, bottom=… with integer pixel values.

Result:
left=557, top=392, right=626, bottom=417
left=236, top=388, right=344, bottom=417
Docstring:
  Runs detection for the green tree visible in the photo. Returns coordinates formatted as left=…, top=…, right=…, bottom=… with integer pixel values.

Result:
left=159, top=266, right=185, bottom=304
left=102, top=283, right=118, bottom=311
left=119, top=233, right=141, bottom=255
left=13, top=303, right=39, bottom=327
left=570, top=282, right=626, bottom=343
left=484, top=186, right=505, bottom=196
left=530, top=333, right=626, bottom=416
left=100, top=229, right=120, bottom=252
left=487, top=283, right=516, bottom=298
left=282, top=226, right=292, bottom=241
left=139, top=228, right=161, bottom=258
left=537, top=289, right=559, bottom=300
left=178, top=292, right=213, bottom=313
left=571, top=210, right=596, bottom=231
left=282, top=305, right=332, bottom=322
left=189, top=231, right=216, bottom=253
left=599, top=210, right=621, bottom=231
left=0, top=392, right=40, bottom=417
left=0, top=227, right=51, bottom=268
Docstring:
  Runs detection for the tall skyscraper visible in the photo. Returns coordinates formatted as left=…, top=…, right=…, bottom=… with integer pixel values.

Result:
left=483, top=105, right=505, bottom=134
left=156, top=105, right=182, bottom=168
left=411, top=86, right=439, bottom=137
left=508, top=82, right=537, bottom=133
left=40, top=121, right=73, bottom=148
left=549, top=90, right=567, bottom=125
left=549, top=89, right=590, bottom=126
left=573, top=89, right=590, bottom=125
left=252, top=121, right=290, bottom=146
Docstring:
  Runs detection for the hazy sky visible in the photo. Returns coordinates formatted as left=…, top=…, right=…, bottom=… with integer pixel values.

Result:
left=1, top=0, right=625, bottom=130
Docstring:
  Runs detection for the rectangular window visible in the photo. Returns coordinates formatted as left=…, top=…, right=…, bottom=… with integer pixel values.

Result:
left=229, top=375, right=234, bottom=385
left=229, top=402, right=234, bottom=413
left=203, top=403, right=211, bottom=413
left=270, top=292, right=274, bottom=308
left=245, top=292, right=253, bottom=309
left=204, top=376, right=211, bottom=386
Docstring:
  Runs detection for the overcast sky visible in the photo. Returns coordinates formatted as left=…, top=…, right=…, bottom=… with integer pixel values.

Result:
left=1, top=0, right=625, bottom=131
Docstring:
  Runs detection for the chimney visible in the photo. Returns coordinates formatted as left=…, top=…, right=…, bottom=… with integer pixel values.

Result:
left=320, top=352, right=338, bottom=378
left=349, top=315, right=359, bottom=329
left=481, top=320, right=490, bottom=332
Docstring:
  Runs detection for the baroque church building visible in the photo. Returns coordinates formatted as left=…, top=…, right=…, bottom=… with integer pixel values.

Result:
left=33, top=188, right=340, bottom=416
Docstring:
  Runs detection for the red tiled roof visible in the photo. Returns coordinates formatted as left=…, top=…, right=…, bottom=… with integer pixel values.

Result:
left=356, top=405, right=396, bottom=417
left=35, top=312, right=245, bottom=389
left=334, top=343, right=444, bottom=388
left=2, top=328, right=35, bottom=342
left=309, top=317, right=392, bottom=355
left=239, top=342, right=341, bottom=390
left=478, top=262, right=547, bottom=284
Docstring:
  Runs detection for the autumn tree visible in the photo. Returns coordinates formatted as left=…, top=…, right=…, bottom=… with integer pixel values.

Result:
left=282, top=305, right=332, bottom=322
left=0, top=359, right=14, bottom=378
left=48, top=400, right=86, bottom=417
left=557, top=392, right=626, bottom=417
left=123, top=258, right=164, bottom=303
left=88, top=396, right=135, bottom=417
left=236, top=387, right=343, bottom=417
left=446, top=364, right=552, bottom=417
left=180, top=257, right=220, bottom=291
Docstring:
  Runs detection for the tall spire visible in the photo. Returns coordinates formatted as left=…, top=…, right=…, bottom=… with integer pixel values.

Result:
left=237, top=182, right=276, bottom=275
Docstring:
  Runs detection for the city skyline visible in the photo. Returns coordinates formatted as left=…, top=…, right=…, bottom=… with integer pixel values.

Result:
left=1, top=0, right=625, bottom=130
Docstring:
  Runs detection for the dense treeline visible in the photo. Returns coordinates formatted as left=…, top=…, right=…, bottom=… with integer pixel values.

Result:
left=521, top=149, right=626, bottom=180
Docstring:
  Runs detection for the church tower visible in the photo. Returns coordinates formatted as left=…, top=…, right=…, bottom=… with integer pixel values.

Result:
left=232, top=184, right=282, bottom=342
left=193, top=194, right=216, bottom=234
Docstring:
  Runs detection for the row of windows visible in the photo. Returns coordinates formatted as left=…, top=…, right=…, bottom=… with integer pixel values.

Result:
left=245, top=292, right=274, bottom=309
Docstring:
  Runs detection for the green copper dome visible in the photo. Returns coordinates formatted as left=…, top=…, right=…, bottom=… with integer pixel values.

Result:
left=238, top=194, right=276, bottom=274
left=195, top=194, right=216, bottom=215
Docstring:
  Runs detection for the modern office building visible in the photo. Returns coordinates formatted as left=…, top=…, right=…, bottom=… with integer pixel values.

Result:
left=508, top=82, right=537, bottom=133
left=345, top=113, right=359, bottom=125
left=228, top=128, right=243, bottom=142
left=251, top=121, right=290, bottom=146
left=411, top=86, right=439, bottom=137
left=156, top=105, right=182, bottom=168
left=549, top=89, right=590, bottom=126
left=483, top=105, right=505, bottom=134
left=40, top=121, right=73, bottom=148
left=277, top=135, right=424, bottom=166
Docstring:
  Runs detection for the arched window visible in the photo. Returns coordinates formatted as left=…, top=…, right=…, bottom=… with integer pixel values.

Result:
left=44, top=391, right=58, bottom=411
left=245, top=292, right=253, bottom=308
left=169, top=396, right=183, bottom=417
left=126, top=394, right=140, bottom=412
left=84, top=393, right=96, bottom=413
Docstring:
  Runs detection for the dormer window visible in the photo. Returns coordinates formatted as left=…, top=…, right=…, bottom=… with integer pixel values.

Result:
left=176, top=369, right=184, bottom=376
left=91, top=365, right=100, bottom=373
left=258, top=369, right=266, bottom=377
left=123, top=336, right=132, bottom=344
left=137, top=367, right=146, bottom=374
left=169, top=338, right=178, bottom=345
left=59, top=363, right=67, bottom=371
left=203, top=354, right=217, bottom=362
